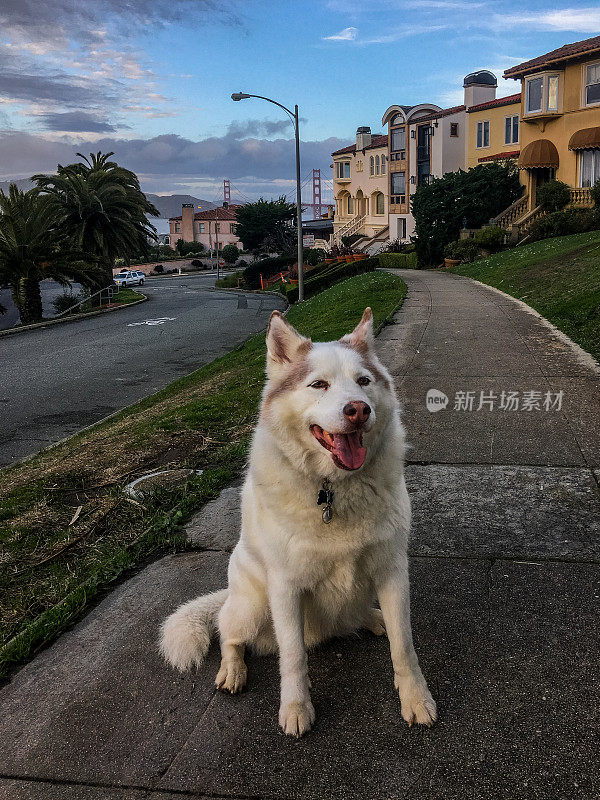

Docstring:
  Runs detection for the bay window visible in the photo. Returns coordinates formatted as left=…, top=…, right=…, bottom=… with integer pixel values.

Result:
left=391, top=172, right=406, bottom=196
left=579, top=149, right=600, bottom=187
left=391, top=127, right=406, bottom=152
left=525, top=73, right=561, bottom=114
left=336, top=161, right=350, bottom=179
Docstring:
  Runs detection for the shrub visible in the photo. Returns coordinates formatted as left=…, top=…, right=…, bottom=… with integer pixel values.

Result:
left=190, top=259, right=203, bottom=268
left=381, top=239, right=415, bottom=254
left=341, top=234, right=362, bottom=248
left=221, top=244, right=240, bottom=264
left=444, top=238, right=480, bottom=263
left=153, top=264, right=164, bottom=273
left=528, top=208, right=600, bottom=241
left=536, top=180, right=571, bottom=213
left=175, top=240, right=204, bottom=257
left=305, top=247, right=326, bottom=266
left=473, top=226, right=506, bottom=252
left=52, top=291, right=86, bottom=316
left=378, top=252, right=418, bottom=269
left=591, top=179, right=600, bottom=207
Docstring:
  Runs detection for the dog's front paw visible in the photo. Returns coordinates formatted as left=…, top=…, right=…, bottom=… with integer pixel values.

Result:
left=395, top=673, right=437, bottom=728
left=279, top=698, right=315, bottom=738
left=215, top=659, right=247, bottom=694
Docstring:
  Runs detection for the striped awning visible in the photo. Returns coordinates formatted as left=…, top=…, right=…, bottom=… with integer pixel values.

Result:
left=568, top=127, right=600, bottom=150
left=518, top=139, right=559, bottom=169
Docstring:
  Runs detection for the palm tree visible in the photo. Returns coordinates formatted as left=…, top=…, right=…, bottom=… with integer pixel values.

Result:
left=0, top=185, right=100, bottom=325
left=33, top=152, right=159, bottom=287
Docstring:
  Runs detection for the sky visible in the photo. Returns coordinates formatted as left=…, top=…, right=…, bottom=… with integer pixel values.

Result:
left=0, top=0, right=598, bottom=206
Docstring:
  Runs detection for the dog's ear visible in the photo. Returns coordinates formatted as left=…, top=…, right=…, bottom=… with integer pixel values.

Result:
left=266, top=311, right=310, bottom=374
left=341, top=307, right=374, bottom=353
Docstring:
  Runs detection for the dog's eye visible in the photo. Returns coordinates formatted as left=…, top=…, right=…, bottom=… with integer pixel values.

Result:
left=357, top=376, right=371, bottom=387
left=309, top=380, right=329, bottom=390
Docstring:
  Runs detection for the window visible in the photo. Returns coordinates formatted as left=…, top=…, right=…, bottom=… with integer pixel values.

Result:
left=504, top=115, right=519, bottom=145
left=585, top=63, right=600, bottom=106
left=526, top=77, right=543, bottom=113
left=174, top=222, right=181, bottom=233
left=374, top=192, right=385, bottom=214
left=547, top=75, right=559, bottom=111
left=476, top=120, right=490, bottom=148
left=375, top=155, right=380, bottom=175
left=398, top=218, right=407, bottom=239
left=357, top=160, right=363, bottom=172
left=199, top=223, right=205, bottom=233
left=347, top=196, right=354, bottom=215
left=336, top=161, right=350, bottom=179
left=370, top=156, right=374, bottom=175
left=450, top=123, right=459, bottom=137
left=381, top=155, right=386, bottom=174
left=579, top=149, right=600, bottom=187
left=391, top=172, right=406, bottom=195
left=391, top=127, right=406, bottom=152
left=215, top=223, right=220, bottom=233
left=391, top=114, right=404, bottom=125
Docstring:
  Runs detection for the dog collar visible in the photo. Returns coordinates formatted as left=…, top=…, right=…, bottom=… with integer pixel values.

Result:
left=317, top=479, right=334, bottom=524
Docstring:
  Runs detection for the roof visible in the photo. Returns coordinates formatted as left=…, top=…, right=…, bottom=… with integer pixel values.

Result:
left=408, top=105, right=466, bottom=124
left=169, top=204, right=241, bottom=222
left=504, top=35, right=600, bottom=79
left=467, top=93, right=521, bottom=113
left=332, top=133, right=388, bottom=156
left=478, top=150, right=520, bottom=163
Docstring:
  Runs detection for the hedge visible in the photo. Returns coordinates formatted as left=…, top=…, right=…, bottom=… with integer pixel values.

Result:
left=378, top=252, right=417, bottom=269
left=243, top=255, right=297, bottom=288
left=528, top=208, right=600, bottom=242
left=286, top=258, right=378, bottom=303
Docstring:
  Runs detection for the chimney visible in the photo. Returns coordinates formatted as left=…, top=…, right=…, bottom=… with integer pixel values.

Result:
left=181, top=203, right=194, bottom=242
left=463, top=70, right=497, bottom=109
left=356, top=126, right=372, bottom=151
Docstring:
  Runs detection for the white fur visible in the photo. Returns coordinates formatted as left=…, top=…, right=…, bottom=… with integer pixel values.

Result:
left=160, top=309, right=436, bottom=737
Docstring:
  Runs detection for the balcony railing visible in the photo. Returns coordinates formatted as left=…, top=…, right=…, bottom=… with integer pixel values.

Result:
left=568, top=187, right=593, bottom=207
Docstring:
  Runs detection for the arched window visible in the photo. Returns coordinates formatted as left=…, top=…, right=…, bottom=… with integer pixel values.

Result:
left=375, top=155, right=380, bottom=175
left=381, top=155, right=386, bottom=174
left=375, top=192, right=385, bottom=215
left=370, top=156, right=374, bottom=175
left=347, top=195, right=355, bottom=216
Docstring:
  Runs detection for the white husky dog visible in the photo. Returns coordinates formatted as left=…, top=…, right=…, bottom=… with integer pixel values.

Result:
left=160, top=307, right=436, bottom=737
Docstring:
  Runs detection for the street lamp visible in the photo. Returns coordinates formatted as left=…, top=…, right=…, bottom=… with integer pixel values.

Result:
left=231, top=92, right=304, bottom=302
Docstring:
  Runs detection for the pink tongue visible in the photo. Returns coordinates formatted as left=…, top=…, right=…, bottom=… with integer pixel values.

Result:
left=332, top=431, right=366, bottom=470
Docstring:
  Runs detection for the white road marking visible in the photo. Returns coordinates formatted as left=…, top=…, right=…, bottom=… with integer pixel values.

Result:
left=127, top=317, right=176, bottom=327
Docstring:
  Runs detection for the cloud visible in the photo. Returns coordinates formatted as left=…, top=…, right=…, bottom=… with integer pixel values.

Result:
left=0, top=130, right=347, bottom=196
left=35, top=111, right=119, bottom=133
left=225, top=118, right=304, bottom=139
left=405, top=0, right=484, bottom=6
left=490, top=8, right=600, bottom=32
left=323, top=26, right=358, bottom=41
left=0, top=67, right=113, bottom=107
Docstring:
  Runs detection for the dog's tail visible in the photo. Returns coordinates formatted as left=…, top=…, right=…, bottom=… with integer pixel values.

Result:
left=159, top=589, right=228, bottom=672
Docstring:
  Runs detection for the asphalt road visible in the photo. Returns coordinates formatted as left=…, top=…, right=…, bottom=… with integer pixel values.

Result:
left=0, top=275, right=284, bottom=466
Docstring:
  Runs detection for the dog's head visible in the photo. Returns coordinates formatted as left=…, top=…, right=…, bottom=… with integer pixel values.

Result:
left=261, top=308, right=396, bottom=479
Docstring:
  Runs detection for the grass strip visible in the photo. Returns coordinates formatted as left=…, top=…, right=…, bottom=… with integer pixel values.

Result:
left=450, top=230, right=600, bottom=362
left=0, top=270, right=407, bottom=676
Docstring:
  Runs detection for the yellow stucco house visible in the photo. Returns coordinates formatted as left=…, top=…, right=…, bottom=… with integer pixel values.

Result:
left=331, top=127, right=389, bottom=250
left=497, top=34, right=600, bottom=230
left=466, top=93, right=522, bottom=170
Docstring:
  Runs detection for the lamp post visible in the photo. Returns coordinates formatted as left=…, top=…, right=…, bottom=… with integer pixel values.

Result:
left=231, top=92, right=304, bottom=302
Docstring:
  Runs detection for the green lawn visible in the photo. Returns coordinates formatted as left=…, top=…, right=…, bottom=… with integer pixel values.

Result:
left=110, top=287, right=145, bottom=305
left=0, top=271, right=407, bottom=677
left=451, top=231, right=600, bottom=362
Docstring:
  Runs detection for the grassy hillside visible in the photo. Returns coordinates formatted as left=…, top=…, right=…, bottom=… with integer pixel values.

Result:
left=451, top=231, right=600, bottom=362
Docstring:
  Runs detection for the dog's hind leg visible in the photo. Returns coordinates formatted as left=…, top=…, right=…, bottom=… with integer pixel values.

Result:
left=215, top=587, right=268, bottom=694
left=364, top=607, right=387, bottom=636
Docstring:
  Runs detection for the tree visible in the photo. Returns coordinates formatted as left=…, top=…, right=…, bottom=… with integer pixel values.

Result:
left=0, top=185, right=100, bottom=325
left=234, top=197, right=297, bottom=253
left=221, top=244, right=239, bottom=264
left=33, top=152, right=159, bottom=287
left=411, top=162, right=522, bottom=267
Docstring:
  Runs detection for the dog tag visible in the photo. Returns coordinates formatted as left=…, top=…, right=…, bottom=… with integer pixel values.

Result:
left=322, top=505, right=333, bottom=524
left=317, top=489, right=328, bottom=506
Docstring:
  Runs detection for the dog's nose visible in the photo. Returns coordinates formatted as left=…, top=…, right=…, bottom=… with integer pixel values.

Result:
left=343, top=401, right=371, bottom=425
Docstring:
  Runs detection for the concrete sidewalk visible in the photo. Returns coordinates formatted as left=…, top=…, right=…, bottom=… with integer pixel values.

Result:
left=1, top=270, right=599, bottom=799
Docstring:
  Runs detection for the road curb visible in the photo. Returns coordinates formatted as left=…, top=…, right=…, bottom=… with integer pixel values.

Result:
left=0, top=294, right=149, bottom=339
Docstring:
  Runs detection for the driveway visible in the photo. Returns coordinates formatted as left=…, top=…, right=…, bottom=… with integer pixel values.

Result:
left=0, top=276, right=284, bottom=466
left=0, top=270, right=598, bottom=799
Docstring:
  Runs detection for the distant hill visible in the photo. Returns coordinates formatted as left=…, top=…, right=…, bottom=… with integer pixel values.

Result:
left=145, top=194, right=218, bottom=219
left=0, top=179, right=34, bottom=193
